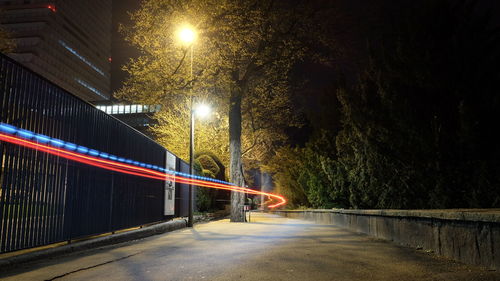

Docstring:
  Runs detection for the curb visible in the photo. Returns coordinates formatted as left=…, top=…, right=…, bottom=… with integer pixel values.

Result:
left=272, top=209, right=500, bottom=223
left=0, top=219, right=187, bottom=271
left=271, top=210, right=500, bottom=271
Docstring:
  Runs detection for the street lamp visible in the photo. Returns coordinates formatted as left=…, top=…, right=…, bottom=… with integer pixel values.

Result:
left=177, top=25, right=196, bottom=87
left=177, top=25, right=198, bottom=227
left=188, top=102, right=211, bottom=227
left=178, top=27, right=196, bottom=44
left=194, top=104, right=211, bottom=118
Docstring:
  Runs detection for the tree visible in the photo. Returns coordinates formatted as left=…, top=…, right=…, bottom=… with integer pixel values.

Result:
left=334, top=0, right=500, bottom=209
left=117, top=0, right=333, bottom=220
left=265, top=0, right=500, bottom=210
left=152, top=98, right=230, bottom=167
left=263, top=146, right=307, bottom=208
left=195, top=152, right=228, bottom=212
left=264, top=130, right=350, bottom=209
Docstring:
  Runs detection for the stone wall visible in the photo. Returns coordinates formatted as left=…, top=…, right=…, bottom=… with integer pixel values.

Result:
left=271, top=209, right=500, bottom=270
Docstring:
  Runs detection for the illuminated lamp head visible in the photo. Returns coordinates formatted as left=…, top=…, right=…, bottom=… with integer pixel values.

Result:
left=194, top=104, right=211, bottom=118
left=178, top=26, right=196, bottom=45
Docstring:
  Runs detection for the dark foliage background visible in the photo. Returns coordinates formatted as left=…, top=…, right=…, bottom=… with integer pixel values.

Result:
left=266, top=0, right=500, bottom=209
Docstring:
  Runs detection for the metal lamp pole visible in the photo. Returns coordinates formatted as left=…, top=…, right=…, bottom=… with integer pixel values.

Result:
left=188, top=44, right=194, bottom=227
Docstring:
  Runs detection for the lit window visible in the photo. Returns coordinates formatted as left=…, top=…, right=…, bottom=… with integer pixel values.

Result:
left=131, top=104, right=137, bottom=113
left=106, top=106, right=112, bottom=114
left=112, top=105, right=118, bottom=114
left=60, top=40, right=105, bottom=76
left=75, top=78, right=107, bottom=99
left=144, top=105, right=149, bottom=112
left=118, top=105, right=124, bottom=114
left=137, top=105, right=143, bottom=113
left=125, top=105, right=130, bottom=114
left=155, top=105, right=162, bottom=112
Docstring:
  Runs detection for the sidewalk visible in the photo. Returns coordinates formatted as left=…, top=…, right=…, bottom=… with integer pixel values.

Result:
left=0, top=218, right=187, bottom=271
left=1, top=212, right=499, bottom=281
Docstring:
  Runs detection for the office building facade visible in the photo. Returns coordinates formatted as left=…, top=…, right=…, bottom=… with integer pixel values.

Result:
left=0, top=0, right=111, bottom=101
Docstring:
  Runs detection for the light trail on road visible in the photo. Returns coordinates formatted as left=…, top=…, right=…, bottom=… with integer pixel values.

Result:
left=0, top=123, right=286, bottom=208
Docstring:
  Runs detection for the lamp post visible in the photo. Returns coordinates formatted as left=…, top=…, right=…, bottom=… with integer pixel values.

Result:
left=188, top=103, right=211, bottom=227
left=178, top=26, right=197, bottom=227
left=188, top=99, right=195, bottom=227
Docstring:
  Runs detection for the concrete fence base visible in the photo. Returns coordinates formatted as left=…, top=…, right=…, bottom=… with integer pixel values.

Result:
left=271, top=209, right=500, bottom=270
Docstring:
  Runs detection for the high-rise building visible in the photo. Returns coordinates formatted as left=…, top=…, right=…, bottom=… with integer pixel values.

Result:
left=0, top=0, right=111, bottom=101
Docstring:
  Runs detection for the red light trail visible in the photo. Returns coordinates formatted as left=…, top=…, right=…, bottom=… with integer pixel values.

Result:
left=0, top=133, right=286, bottom=208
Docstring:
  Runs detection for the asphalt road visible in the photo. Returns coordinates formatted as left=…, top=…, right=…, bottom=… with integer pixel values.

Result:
left=1, top=212, right=499, bottom=281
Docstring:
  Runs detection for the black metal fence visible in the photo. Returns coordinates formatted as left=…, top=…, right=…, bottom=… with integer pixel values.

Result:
left=175, top=160, right=190, bottom=218
left=0, top=54, right=187, bottom=253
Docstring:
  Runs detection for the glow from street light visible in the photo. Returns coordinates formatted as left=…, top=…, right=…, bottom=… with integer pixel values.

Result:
left=178, top=26, right=196, bottom=44
left=195, top=104, right=211, bottom=118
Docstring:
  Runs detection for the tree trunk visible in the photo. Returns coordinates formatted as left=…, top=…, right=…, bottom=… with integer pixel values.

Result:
left=229, top=85, right=245, bottom=222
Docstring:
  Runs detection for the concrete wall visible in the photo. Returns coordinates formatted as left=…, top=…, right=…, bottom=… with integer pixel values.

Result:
left=271, top=209, right=500, bottom=270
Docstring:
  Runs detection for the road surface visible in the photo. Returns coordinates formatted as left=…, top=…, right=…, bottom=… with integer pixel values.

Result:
left=1, top=212, right=499, bottom=281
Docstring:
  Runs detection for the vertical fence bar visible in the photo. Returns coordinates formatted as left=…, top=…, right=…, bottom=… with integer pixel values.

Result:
left=21, top=69, right=34, bottom=250
left=45, top=83, right=56, bottom=246
left=14, top=68, right=29, bottom=251
left=29, top=75, right=43, bottom=250
left=0, top=58, right=8, bottom=250
left=6, top=63, right=23, bottom=252
left=1, top=61, right=14, bottom=251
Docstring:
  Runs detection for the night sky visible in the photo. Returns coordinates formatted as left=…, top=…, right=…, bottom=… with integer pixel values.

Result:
left=111, top=0, right=141, bottom=94
left=110, top=0, right=382, bottom=95
left=111, top=0, right=500, bottom=105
